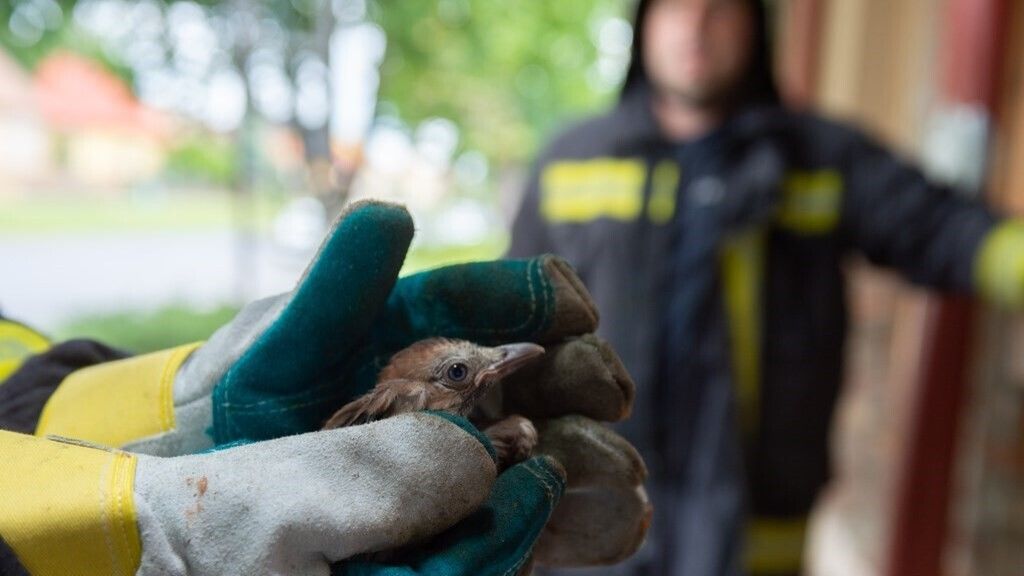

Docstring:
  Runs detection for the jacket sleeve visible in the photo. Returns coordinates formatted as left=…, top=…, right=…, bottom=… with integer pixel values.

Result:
left=0, top=536, right=29, bottom=576
left=508, top=160, right=558, bottom=258
left=0, top=340, right=128, bottom=434
left=838, top=131, right=1003, bottom=295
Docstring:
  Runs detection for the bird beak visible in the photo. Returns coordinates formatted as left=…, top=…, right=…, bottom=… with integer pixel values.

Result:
left=475, top=343, right=546, bottom=385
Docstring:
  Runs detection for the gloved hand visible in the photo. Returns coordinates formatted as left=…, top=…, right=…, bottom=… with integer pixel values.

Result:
left=1, top=413, right=566, bottom=576
left=36, top=200, right=419, bottom=454
left=36, top=200, right=601, bottom=453
left=32, top=199, right=648, bottom=568
left=469, top=336, right=650, bottom=567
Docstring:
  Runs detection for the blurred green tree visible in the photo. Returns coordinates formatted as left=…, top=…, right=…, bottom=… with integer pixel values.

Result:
left=373, top=0, right=629, bottom=165
left=0, top=1, right=132, bottom=81
left=2, top=0, right=631, bottom=176
left=165, top=134, right=238, bottom=186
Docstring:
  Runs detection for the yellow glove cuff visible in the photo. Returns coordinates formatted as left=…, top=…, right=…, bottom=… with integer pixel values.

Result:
left=36, top=343, right=201, bottom=448
left=0, top=431, right=140, bottom=576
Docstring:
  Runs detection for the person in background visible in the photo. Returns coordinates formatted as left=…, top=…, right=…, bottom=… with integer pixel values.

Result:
left=510, top=0, right=1024, bottom=574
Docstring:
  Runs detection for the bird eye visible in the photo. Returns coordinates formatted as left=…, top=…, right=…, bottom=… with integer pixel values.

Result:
left=446, top=362, right=468, bottom=382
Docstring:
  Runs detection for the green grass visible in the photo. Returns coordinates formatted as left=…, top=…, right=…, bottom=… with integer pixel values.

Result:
left=55, top=305, right=240, bottom=354
left=402, top=235, right=509, bottom=274
left=0, top=193, right=284, bottom=233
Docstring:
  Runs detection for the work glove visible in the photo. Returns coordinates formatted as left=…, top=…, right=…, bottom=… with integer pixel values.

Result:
left=31, top=199, right=648, bottom=568
left=1, top=413, right=566, bottom=576
left=34, top=200, right=598, bottom=452
left=466, top=337, right=649, bottom=567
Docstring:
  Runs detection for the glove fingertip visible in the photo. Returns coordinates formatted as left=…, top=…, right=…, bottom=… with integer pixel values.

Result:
left=212, top=201, right=414, bottom=444
left=529, top=455, right=568, bottom=489
left=538, top=256, right=599, bottom=341
left=314, top=201, right=414, bottom=293
left=504, top=455, right=567, bottom=507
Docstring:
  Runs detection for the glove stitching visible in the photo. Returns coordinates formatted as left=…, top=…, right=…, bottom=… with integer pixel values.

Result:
left=453, top=258, right=550, bottom=339
left=97, top=453, right=119, bottom=575
left=221, top=394, right=340, bottom=414
left=522, top=460, right=560, bottom=503
left=218, top=378, right=347, bottom=410
left=219, top=299, right=291, bottom=439
left=497, top=460, right=565, bottom=576
left=113, top=453, right=134, bottom=576
left=521, top=258, right=542, bottom=337
left=160, top=347, right=194, bottom=432
left=532, top=259, right=547, bottom=339
left=541, top=259, right=555, bottom=335
left=217, top=372, right=235, bottom=439
left=160, top=358, right=175, bottom=432
left=502, top=555, right=531, bottom=576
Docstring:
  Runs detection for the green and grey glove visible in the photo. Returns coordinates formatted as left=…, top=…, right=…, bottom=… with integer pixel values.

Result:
left=3, top=412, right=565, bottom=576
left=32, top=199, right=648, bottom=569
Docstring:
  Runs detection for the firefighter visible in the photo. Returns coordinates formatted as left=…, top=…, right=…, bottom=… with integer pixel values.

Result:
left=510, top=0, right=1023, bottom=574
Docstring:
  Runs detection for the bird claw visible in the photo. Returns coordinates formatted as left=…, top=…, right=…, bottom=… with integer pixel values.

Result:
left=483, top=415, right=538, bottom=471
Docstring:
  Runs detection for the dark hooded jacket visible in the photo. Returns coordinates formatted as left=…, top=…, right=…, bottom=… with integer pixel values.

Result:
left=510, top=1, right=1000, bottom=574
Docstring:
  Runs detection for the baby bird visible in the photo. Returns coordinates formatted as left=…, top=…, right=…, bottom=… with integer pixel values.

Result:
left=323, top=338, right=545, bottom=470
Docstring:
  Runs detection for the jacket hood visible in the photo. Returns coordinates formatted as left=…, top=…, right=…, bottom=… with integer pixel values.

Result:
left=621, top=0, right=780, bottom=108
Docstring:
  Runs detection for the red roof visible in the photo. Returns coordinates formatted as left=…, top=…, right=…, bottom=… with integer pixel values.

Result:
left=34, top=51, right=171, bottom=137
left=0, top=50, right=36, bottom=112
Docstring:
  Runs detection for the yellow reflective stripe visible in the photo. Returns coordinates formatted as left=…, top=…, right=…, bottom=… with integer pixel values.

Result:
left=745, top=517, right=807, bottom=575
left=540, top=158, right=646, bottom=223
left=0, top=320, right=50, bottom=384
left=721, top=228, right=765, bottom=438
left=37, top=342, right=201, bottom=447
left=777, top=170, right=843, bottom=234
left=974, top=220, right=1024, bottom=308
left=0, top=431, right=140, bottom=576
left=647, top=160, right=680, bottom=224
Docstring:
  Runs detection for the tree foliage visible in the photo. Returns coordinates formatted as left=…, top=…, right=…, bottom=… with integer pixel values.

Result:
left=373, top=0, right=629, bottom=164
left=0, top=0, right=131, bottom=81
left=2, top=0, right=632, bottom=167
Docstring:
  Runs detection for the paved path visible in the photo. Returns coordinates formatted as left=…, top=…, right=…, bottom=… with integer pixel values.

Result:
left=0, top=231, right=310, bottom=331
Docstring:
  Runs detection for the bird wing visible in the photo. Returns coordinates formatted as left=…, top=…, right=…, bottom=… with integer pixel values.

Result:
left=322, top=381, right=429, bottom=429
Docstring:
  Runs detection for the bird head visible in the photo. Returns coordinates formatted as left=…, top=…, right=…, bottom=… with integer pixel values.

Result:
left=323, top=338, right=545, bottom=428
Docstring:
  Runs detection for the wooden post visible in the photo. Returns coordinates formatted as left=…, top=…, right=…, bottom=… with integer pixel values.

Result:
left=885, top=1, right=1011, bottom=575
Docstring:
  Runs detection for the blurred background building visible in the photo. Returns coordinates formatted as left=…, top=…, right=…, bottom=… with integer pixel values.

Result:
left=0, top=1, right=1020, bottom=575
